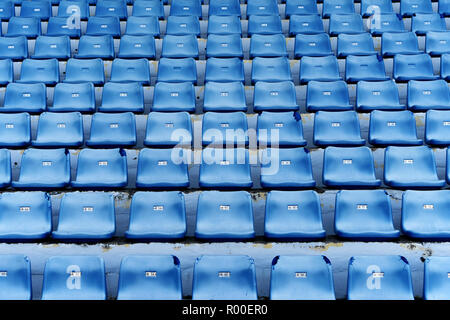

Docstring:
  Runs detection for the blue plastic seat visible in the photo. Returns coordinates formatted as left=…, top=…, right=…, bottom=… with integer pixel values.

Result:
left=442, top=53, right=450, bottom=80
left=384, top=146, right=445, bottom=189
left=51, top=82, right=96, bottom=112
left=313, top=111, right=365, bottom=147
left=203, top=81, right=246, bottom=112
left=253, top=81, right=298, bottom=112
left=170, top=0, right=202, bottom=17
left=118, top=35, right=156, bottom=59
left=144, top=112, right=192, bottom=147
left=294, top=33, right=333, bottom=58
left=347, top=256, right=414, bottom=300
left=285, top=0, right=318, bottom=17
left=412, top=13, right=447, bottom=35
left=0, top=113, right=30, bottom=147
left=425, top=110, right=450, bottom=146
left=12, top=148, right=70, bottom=189
left=260, top=147, right=316, bottom=188
left=426, top=31, right=450, bottom=56
left=337, top=33, right=376, bottom=57
left=356, top=80, right=405, bottom=111
left=17, top=58, right=59, bottom=85
left=306, top=81, right=352, bottom=112
left=252, top=57, right=291, bottom=83
left=71, top=148, right=128, bottom=188
left=99, top=82, right=144, bottom=112
left=32, top=36, right=71, bottom=59
left=166, top=15, right=200, bottom=36
left=132, top=0, right=164, bottom=18
left=33, top=112, right=83, bottom=147
left=202, top=111, right=248, bottom=146
left=87, top=112, right=136, bottom=147
left=369, top=110, right=422, bottom=146
left=157, top=58, right=197, bottom=83
left=250, top=34, right=287, bottom=58
left=125, top=16, right=160, bottom=36
left=0, top=59, right=13, bottom=85
left=41, top=256, right=106, bottom=300
left=264, top=191, right=325, bottom=240
left=289, top=14, right=325, bottom=36
left=209, top=0, right=240, bottom=16
left=207, top=15, right=242, bottom=35
left=152, top=82, right=196, bottom=112
left=205, top=57, right=244, bottom=83
left=257, top=111, right=306, bottom=147
left=381, top=32, right=421, bottom=57
left=125, top=192, right=186, bottom=240
left=0, top=255, right=31, bottom=300
left=323, top=0, right=355, bottom=18
left=440, top=0, right=450, bottom=16
left=109, top=58, right=150, bottom=84
left=0, top=36, right=28, bottom=60
left=361, top=0, right=394, bottom=16
left=329, top=14, right=365, bottom=36
left=300, top=56, right=341, bottom=84
left=6, top=17, right=41, bottom=38
left=247, top=15, right=282, bottom=36
left=247, top=0, right=278, bottom=16
left=206, top=34, right=243, bottom=58
left=407, top=80, right=450, bottom=111
left=86, top=16, right=121, bottom=37
left=401, top=0, right=433, bottom=17
left=95, top=0, right=127, bottom=19
left=335, top=190, right=399, bottom=239
left=57, top=0, right=90, bottom=20
left=424, top=257, right=450, bottom=300
left=323, top=146, right=381, bottom=188
left=64, top=58, right=105, bottom=85
left=47, top=17, right=82, bottom=38
left=195, top=192, right=255, bottom=240
left=117, top=255, right=183, bottom=300
left=370, top=13, right=406, bottom=36
left=393, top=54, right=438, bottom=81
left=161, top=35, right=198, bottom=59
left=2, top=83, right=46, bottom=113
left=20, top=0, right=51, bottom=20
left=0, top=150, right=11, bottom=188
left=0, top=1, right=13, bottom=21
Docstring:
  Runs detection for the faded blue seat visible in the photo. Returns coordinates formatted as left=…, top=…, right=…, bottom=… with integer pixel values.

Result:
left=207, top=15, right=242, bottom=35
left=347, top=256, right=414, bottom=300
left=32, top=36, right=71, bottom=59
left=0, top=150, right=11, bottom=188
left=125, top=16, right=160, bottom=36
left=203, top=81, right=247, bottom=112
left=71, top=148, right=128, bottom=188
left=157, top=58, right=197, bottom=83
left=161, top=35, right=198, bottom=59
left=369, top=110, right=422, bottom=146
left=117, top=255, right=182, bottom=300
left=247, top=0, right=279, bottom=16
left=87, top=112, right=136, bottom=147
left=264, top=191, right=325, bottom=240
left=294, top=33, right=333, bottom=58
left=337, top=33, right=377, bottom=57
left=2, top=83, right=46, bottom=113
left=361, top=0, right=394, bottom=16
left=381, top=32, right=421, bottom=57
left=442, top=53, right=450, bottom=80
left=166, top=15, right=200, bottom=36
left=136, top=148, right=189, bottom=189
left=206, top=34, right=243, bottom=58
left=99, top=82, right=144, bottom=113
left=41, top=256, right=106, bottom=300
left=144, top=112, right=192, bottom=147
left=401, top=0, right=433, bottom=17
left=300, top=55, right=341, bottom=84
left=109, top=58, right=150, bottom=84
left=17, top=58, right=59, bottom=85
left=205, top=57, right=244, bottom=83
left=0, top=255, right=31, bottom=300
left=329, top=13, right=365, bottom=36
left=202, top=111, right=248, bottom=146
left=199, top=148, right=252, bottom=189
left=384, top=146, right=445, bottom=189
left=323, top=0, right=354, bottom=18
left=260, top=147, right=316, bottom=188
left=250, top=34, right=287, bottom=58
left=20, top=0, right=51, bottom=20
left=257, top=111, right=306, bottom=147
left=313, top=111, right=365, bottom=147
left=33, top=112, right=84, bottom=147
left=393, top=54, right=438, bottom=81
left=323, top=146, right=381, bottom=188
left=370, top=13, right=406, bottom=36
left=64, top=58, right=105, bottom=85
left=440, top=0, right=450, bottom=16
left=426, top=31, right=450, bottom=55
left=195, top=192, right=255, bottom=240
left=285, top=0, right=318, bottom=17
left=346, top=54, right=388, bottom=82
left=356, top=80, right=405, bottom=111
left=252, top=57, right=292, bottom=83
left=335, top=190, right=399, bottom=240
left=6, top=17, right=41, bottom=38
left=57, top=0, right=90, bottom=20
left=12, top=148, right=71, bottom=189
left=125, top=192, right=186, bottom=240
left=425, top=110, right=450, bottom=146
left=118, top=35, right=156, bottom=59
left=209, top=0, right=240, bottom=16
left=0, top=1, right=13, bottom=21
left=152, top=82, right=196, bottom=112
left=0, top=36, right=28, bottom=60
left=412, top=13, right=447, bottom=35
left=247, top=14, right=282, bottom=36
left=47, top=17, right=82, bottom=38
left=0, top=59, right=13, bottom=85
left=170, top=0, right=202, bottom=17
left=407, top=80, right=450, bottom=111
left=86, top=16, right=121, bottom=37
left=253, top=81, right=298, bottom=112
left=95, top=0, right=128, bottom=20
left=306, top=81, right=352, bottom=112
left=0, top=113, right=30, bottom=147
left=424, top=257, right=450, bottom=300
left=132, top=0, right=164, bottom=18
left=289, top=14, right=325, bottom=36
left=270, top=255, right=335, bottom=300
left=51, top=82, right=96, bottom=113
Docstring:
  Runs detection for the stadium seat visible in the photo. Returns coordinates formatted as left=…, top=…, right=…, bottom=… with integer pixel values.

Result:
left=270, top=255, right=335, bottom=300
left=264, top=190, right=325, bottom=240
left=412, top=13, right=447, bottom=35
left=313, top=111, right=365, bottom=147
left=381, top=32, right=421, bottom=57
left=109, top=58, right=150, bottom=84
left=203, top=81, right=247, bottom=112
left=257, top=111, right=307, bottom=147
left=2, top=83, right=46, bottom=113
left=118, top=35, right=156, bottom=59
left=206, top=34, right=243, bottom=58
left=441, top=53, right=450, bottom=80
left=202, top=111, right=248, bottom=146
left=252, top=57, right=292, bottom=83
left=361, top=0, right=394, bottom=16
left=136, top=148, right=190, bottom=189
left=439, top=0, right=450, bottom=16
left=170, top=0, right=202, bottom=17
left=369, top=110, right=422, bottom=146
left=117, top=255, right=183, bottom=300
left=369, top=13, right=406, bottom=35
left=20, top=0, right=51, bottom=20
left=323, top=0, right=355, bottom=18
left=306, top=81, right=352, bottom=112
left=96, top=0, right=127, bottom=20
left=51, top=82, right=96, bottom=113
left=152, top=82, right=196, bottom=112
left=6, top=17, right=41, bottom=38
left=250, top=34, right=287, bottom=58
left=64, top=58, right=105, bottom=85
left=247, top=14, right=283, bottom=36
left=41, top=256, right=106, bottom=300
left=401, top=0, right=433, bottom=16
left=209, top=0, right=240, bottom=16
left=347, top=256, right=414, bottom=300
left=260, top=147, right=316, bottom=188
left=166, top=15, right=201, bottom=36
left=161, top=34, right=199, bottom=59
left=87, top=112, right=136, bottom=147
left=407, top=80, right=450, bottom=111
left=47, top=17, right=82, bottom=38
left=32, top=36, right=71, bottom=59
left=85, top=16, right=121, bottom=37
left=0, top=59, right=13, bottom=85
left=205, top=57, right=244, bottom=83
left=285, top=0, right=318, bottom=17
left=71, top=148, right=128, bottom=188
left=425, top=110, right=450, bottom=146
left=17, top=58, right=59, bottom=85
left=356, top=80, right=405, bottom=111
left=99, top=82, right=144, bottom=112
left=57, top=0, right=90, bottom=20
left=346, top=55, right=388, bottom=82
left=199, top=148, right=252, bottom=189
left=0, top=36, right=28, bottom=60
left=12, top=148, right=71, bottom=189
left=294, top=33, right=333, bottom=58
left=322, top=147, right=381, bottom=188
left=0, top=113, right=30, bottom=147
left=394, top=54, right=438, bottom=81
left=337, top=33, right=377, bottom=57
left=52, top=193, right=115, bottom=240
left=426, top=31, right=450, bottom=56
left=247, top=0, right=279, bottom=16
left=424, top=257, right=450, bottom=300
left=0, top=1, right=13, bottom=21
left=0, top=149, right=11, bottom=187
left=157, top=58, right=197, bottom=83
left=0, top=255, right=31, bottom=300
left=144, top=112, right=192, bottom=147
left=384, top=146, right=445, bottom=189
left=289, top=14, right=325, bottom=36
left=125, top=192, right=186, bottom=240
left=207, top=15, right=242, bottom=35
left=195, top=191, right=254, bottom=240
left=125, top=16, right=160, bottom=36
left=335, top=190, right=399, bottom=239
left=192, top=255, right=257, bottom=299
left=132, top=0, right=164, bottom=18
left=329, top=13, right=365, bottom=36
left=300, top=56, right=341, bottom=84
left=253, top=81, right=299, bottom=112
left=33, top=112, right=84, bottom=147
